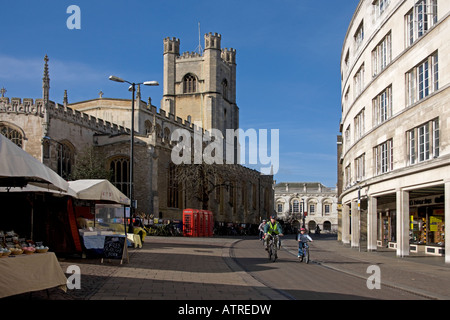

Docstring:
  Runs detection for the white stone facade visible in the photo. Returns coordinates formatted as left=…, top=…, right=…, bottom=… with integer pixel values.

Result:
left=274, top=182, right=338, bottom=233
left=339, top=0, right=450, bottom=262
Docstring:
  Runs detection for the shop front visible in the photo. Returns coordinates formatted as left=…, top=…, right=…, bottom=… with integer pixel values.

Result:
left=377, top=210, right=396, bottom=249
left=376, top=193, right=445, bottom=256
left=409, top=195, right=445, bottom=256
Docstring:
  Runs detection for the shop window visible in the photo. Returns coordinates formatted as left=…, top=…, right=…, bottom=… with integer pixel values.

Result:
left=410, top=204, right=444, bottom=246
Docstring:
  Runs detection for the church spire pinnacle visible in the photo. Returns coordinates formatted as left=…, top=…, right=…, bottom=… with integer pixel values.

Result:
left=43, top=55, right=50, bottom=104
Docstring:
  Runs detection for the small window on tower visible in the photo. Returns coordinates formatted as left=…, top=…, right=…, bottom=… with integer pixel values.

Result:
left=183, top=74, right=197, bottom=93
left=222, top=79, right=228, bottom=100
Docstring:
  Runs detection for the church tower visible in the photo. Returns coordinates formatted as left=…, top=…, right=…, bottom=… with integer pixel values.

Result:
left=162, top=32, right=238, bottom=135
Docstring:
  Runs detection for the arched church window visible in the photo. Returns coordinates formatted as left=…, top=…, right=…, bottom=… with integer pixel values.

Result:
left=145, top=120, right=152, bottom=135
left=183, top=74, right=197, bottom=93
left=222, top=79, right=228, bottom=100
left=57, top=141, right=74, bottom=180
left=109, top=156, right=130, bottom=197
left=164, top=127, right=171, bottom=142
left=0, top=124, right=23, bottom=147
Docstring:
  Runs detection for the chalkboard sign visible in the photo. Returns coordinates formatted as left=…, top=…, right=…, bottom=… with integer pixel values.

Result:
left=102, top=236, right=128, bottom=264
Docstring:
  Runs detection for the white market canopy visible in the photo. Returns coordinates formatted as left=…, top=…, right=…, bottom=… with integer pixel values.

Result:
left=0, top=134, right=69, bottom=192
left=68, top=179, right=130, bottom=205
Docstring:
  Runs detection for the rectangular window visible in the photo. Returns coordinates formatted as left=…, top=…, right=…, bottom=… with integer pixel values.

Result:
left=354, top=108, right=365, bottom=141
left=375, top=0, right=391, bottom=17
left=407, top=118, right=439, bottom=165
left=354, top=64, right=365, bottom=98
left=345, top=164, right=352, bottom=188
left=355, top=153, right=366, bottom=181
left=406, top=0, right=438, bottom=46
left=433, top=119, right=439, bottom=157
left=345, top=125, right=351, bottom=151
left=374, top=139, right=393, bottom=175
left=409, top=130, right=416, bottom=164
left=372, top=32, right=392, bottom=77
left=293, top=200, right=299, bottom=213
left=354, top=21, right=364, bottom=48
left=277, top=204, right=283, bottom=213
left=406, top=52, right=438, bottom=105
left=324, top=204, right=330, bottom=214
left=373, top=86, right=392, bottom=125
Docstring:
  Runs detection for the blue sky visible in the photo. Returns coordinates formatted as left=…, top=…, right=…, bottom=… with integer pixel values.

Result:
left=0, top=0, right=359, bottom=188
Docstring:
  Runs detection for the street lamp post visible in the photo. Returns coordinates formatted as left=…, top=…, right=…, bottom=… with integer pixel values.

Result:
left=109, top=76, right=159, bottom=220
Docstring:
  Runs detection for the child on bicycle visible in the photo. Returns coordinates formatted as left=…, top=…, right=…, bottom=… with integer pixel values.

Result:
left=297, top=227, right=313, bottom=260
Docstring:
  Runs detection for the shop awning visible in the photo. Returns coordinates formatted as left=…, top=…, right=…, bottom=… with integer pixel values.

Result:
left=68, top=179, right=130, bottom=205
left=0, top=134, right=69, bottom=192
left=0, top=179, right=129, bottom=206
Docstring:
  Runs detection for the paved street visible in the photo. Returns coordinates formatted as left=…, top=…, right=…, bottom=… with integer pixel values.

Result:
left=232, top=235, right=449, bottom=300
left=3, top=234, right=450, bottom=301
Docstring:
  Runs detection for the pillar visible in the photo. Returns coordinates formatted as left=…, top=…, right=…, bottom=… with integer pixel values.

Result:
left=342, top=204, right=350, bottom=245
left=396, top=189, right=410, bottom=257
left=445, top=181, right=450, bottom=264
left=367, top=196, right=378, bottom=251
left=351, top=201, right=360, bottom=248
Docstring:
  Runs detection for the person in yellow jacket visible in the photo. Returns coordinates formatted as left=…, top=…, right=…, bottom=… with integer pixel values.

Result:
left=132, top=214, right=147, bottom=243
left=264, top=215, right=284, bottom=250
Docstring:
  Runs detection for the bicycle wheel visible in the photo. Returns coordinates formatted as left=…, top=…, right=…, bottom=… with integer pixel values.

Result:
left=271, top=241, right=277, bottom=262
left=267, top=240, right=273, bottom=261
left=304, top=247, right=310, bottom=264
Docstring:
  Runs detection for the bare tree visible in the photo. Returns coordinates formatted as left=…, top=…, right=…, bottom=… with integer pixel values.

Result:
left=175, top=163, right=239, bottom=210
left=69, top=146, right=112, bottom=181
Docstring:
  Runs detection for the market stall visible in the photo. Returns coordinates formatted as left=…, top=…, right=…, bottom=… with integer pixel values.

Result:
left=0, top=134, right=68, bottom=192
left=68, top=180, right=140, bottom=255
left=0, top=135, right=69, bottom=298
left=0, top=251, right=67, bottom=299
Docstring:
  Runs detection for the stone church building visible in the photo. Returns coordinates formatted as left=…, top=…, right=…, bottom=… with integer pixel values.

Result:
left=0, top=33, right=274, bottom=225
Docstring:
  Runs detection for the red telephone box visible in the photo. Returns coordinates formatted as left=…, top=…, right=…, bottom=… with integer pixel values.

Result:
left=183, top=209, right=200, bottom=237
left=198, top=210, right=205, bottom=237
left=184, top=209, right=214, bottom=237
left=201, top=210, right=214, bottom=237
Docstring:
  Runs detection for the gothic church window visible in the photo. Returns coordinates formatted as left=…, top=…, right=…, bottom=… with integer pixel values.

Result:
left=222, top=79, right=228, bottom=100
left=167, top=163, right=180, bottom=208
left=109, top=157, right=130, bottom=197
left=183, top=74, right=197, bottom=93
left=58, top=142, right=74, bottom=180
left=0, top=124, right=23, bottom=147
left=145, top=120, right=152, bottom=135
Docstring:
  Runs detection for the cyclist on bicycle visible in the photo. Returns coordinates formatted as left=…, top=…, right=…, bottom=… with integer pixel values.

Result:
left=297, top=227, right=313, bottom=260
left=264, top=215, right=283, bottom=250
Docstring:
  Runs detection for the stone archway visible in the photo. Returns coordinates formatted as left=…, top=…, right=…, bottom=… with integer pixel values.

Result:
left=308, top=220, right=316, bottom=232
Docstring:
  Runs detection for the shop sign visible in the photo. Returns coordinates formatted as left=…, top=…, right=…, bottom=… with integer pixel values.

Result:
left=409, top=195, right=444, bottom=207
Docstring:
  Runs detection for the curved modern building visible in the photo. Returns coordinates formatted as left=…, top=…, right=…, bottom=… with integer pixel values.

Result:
left=339, top=0, right=450, bottom=262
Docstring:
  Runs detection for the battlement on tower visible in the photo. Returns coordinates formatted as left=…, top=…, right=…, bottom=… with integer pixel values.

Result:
left=204, top=32, right=221, bottom=50
left=163, top=37, right=180, bottom=55
left=221, top=48, right=236, bottom=64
